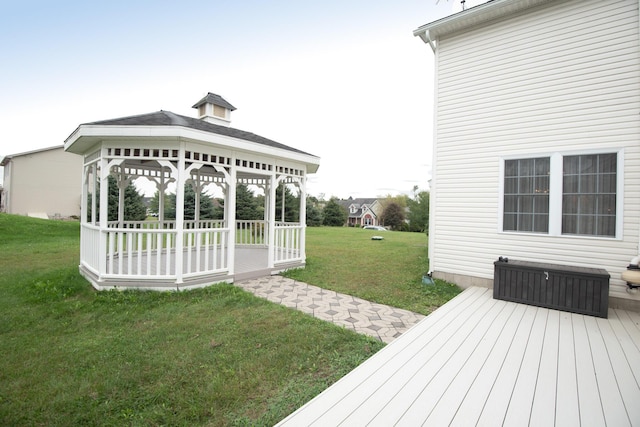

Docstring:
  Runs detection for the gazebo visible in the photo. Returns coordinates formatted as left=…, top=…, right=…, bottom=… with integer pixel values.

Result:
left=64, top=93, right=320, bottom=290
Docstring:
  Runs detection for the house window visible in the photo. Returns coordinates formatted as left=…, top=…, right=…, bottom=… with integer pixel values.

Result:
left=503, top=157, right=550, bottom=233
left=562, top=153, right=616, bottom=237
left=502, top=151, right=620, bottom=238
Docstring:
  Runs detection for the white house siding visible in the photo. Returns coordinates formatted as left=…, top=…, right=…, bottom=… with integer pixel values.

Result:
left=430, top=0, right=640, bottom=302
left=2, top=146, right=83, bottom=218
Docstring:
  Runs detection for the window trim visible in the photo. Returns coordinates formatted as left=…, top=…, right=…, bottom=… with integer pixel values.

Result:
left=498, top=148, right=624, bottom=239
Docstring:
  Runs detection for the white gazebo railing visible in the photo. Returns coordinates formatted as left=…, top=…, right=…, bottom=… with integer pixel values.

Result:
left=80, top=219, right=304, bottom=284
left=236, top=220, right=266, bottom=246
left=274, top=222, right=303, bottom=264
left=81, top=221, right=231, bottom=280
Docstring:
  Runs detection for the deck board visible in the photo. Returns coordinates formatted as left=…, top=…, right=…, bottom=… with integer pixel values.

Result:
left=449, top=302, right=529, bottom=425
left=597, top=313, right=640, bottom=424
left=530, top=308, right=560, bottom=426
left=500, top=308, right=547, bottom=426
left=574, top=313, right=608, bottom=426
left=277, top=286, right=640, bottom=426
left=555, top=311, right=580, bottom=427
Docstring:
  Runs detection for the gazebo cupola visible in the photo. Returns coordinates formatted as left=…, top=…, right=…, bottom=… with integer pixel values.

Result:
left=64, top=92, right=319, bottom=291
left=192, top=92, right=236, bottom=126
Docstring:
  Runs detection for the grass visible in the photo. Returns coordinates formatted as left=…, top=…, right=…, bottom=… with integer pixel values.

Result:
left=285, top=227, right=460, bottom=315
left=0, top=214, right=459, bottom=426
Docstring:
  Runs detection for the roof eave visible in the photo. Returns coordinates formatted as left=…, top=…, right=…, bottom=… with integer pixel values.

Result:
left=64, top=124, right=320, bottom=173
left=413, top=0, right=559, bottom=45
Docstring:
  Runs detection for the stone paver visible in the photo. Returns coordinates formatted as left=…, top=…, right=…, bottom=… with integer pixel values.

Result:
left=235, top=276, right=425, bottom=343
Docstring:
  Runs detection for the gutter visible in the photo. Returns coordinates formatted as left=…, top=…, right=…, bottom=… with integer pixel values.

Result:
left=417, top=29, right=437, bottom=53
left=413, top=0, right=558, bottom=51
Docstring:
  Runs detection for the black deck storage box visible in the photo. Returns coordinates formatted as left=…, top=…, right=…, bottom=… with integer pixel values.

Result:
left=493, top=259, right=610, bottom=318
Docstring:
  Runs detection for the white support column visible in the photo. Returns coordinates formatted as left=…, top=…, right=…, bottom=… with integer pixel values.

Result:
left=91, top=163, right=98, bottom=224
left=227, top=166, right=237, bottom=275
left=117, top=167, right=129, bottom=227
left=80, top=164, right=89, bottom=268
left=299, top=175, right=307, bottom=261
left=98, top=149, right=109, bottom=277
left=267, top=175, right=281, bottom=268
left=158, top=171, right=166, bottom=223
left=80, top=164, right=88, bottom=225
left=280, top=181, right=286, bottom=222
left=194, top=170, right=201, bottom=224
left=175, top=144, right=186, bottom=284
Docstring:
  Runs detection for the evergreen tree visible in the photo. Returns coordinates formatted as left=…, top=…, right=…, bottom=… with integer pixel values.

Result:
left=163, top=184, right=217, bottom=220
left=305, top=200, right=323, bottom=226
left=149, top=190, right=172, bottom=218
left=89, top=175, right=147, bottom=221
left=275, top=183, right=299, bottom=222
left=322, top=198, right=347, bottom=226
left=236, top=184, right=262, bottom=220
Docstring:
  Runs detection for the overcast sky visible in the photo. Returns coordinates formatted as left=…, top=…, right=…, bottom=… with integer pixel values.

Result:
left=0, top=0, right=481, bottom=199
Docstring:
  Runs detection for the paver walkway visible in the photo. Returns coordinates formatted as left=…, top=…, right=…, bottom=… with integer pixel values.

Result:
left=235, top=275, right=425, bottom=343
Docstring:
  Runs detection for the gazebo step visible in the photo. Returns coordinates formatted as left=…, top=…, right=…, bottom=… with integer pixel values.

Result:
left=234, top=268, right=275, bottom=282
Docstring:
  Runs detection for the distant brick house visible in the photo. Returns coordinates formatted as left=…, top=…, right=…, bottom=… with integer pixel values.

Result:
left=339, top=197, right=382, bottom=227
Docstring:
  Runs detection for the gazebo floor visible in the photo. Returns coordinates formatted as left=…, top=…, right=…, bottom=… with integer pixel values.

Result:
left=80, top=246, right=303, bottom=290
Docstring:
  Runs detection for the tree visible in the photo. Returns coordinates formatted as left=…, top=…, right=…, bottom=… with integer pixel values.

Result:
left=89, top=175, right=147, bottom=221
left=380, top=202, right=405, bottom=231
left=275, top=183, right=299, bottom=222
left=305, top=197, right=323, bottom=226
left=236, top=184, right=262, bottom=220
left=322, top=198, right=347, bottom=226
left=160, top=184, right=217, bottom=220
left=407, top=190, right=430, bottom=233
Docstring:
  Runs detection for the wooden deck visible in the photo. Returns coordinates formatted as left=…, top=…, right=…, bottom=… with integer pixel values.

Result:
left=277, top=286, right=640, bottom=426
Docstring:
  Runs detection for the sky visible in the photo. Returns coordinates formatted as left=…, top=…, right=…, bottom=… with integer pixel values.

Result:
left=0, top=0, right=481, bottom=199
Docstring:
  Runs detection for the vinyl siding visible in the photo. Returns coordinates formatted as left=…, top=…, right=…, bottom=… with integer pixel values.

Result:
left=430, top=0, right=640, bottom=301
left=5, top=147, right=83, bottom=218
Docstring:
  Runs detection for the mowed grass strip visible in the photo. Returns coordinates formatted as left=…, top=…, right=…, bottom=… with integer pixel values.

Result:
left=285, top=227, right=461, bottom=315
left=0, top=214, right=383, bottom=426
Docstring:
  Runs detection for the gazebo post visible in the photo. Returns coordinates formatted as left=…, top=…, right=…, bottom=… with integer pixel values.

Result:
left=299, top=177, right=307, bottom=261
left=193, top=170, right=201, bottom=224
left=158, top=171, right=166, bottom=224
left=267, top=175, right=280, bottom=269
left=280, top=182, right=286, bottom=222
left=227, top=167, right=237, bottom=275
left=98, top=149, right=109, bottom=277
left=117, top=167, right=126, bottom=228
left=90, top=164, right=97, bottom=224
left=174, top=145, right=186, bottom=284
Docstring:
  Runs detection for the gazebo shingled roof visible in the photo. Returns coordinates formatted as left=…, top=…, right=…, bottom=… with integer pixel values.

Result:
left=81, top=110, right=315, bottom=157
left=191, top=92, right=237, bottom=111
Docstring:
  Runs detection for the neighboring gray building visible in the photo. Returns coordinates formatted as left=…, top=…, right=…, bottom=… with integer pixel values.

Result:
left=1, top=146, right=83, bottom=218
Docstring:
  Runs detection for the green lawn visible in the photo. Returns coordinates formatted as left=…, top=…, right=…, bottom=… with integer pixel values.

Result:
left=0, top=214, right=459, bottom=426
left=286, top=227, right=460, bottom=315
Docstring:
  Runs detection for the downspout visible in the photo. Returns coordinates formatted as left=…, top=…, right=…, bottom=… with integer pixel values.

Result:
left=627, top=0, right=640, bottom=293
left=417, top=29, right=436, bottom=53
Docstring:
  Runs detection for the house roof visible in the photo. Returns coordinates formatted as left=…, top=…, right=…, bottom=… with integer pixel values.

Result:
left=338, top=198, right=378, bottom=209
left=65, top=110, right=318, bottom=160
left=413, top=0, right=557, bottom=45
left=0, top=145, right=65, bottom=167
left=191, top=92, right=236, bottom=111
